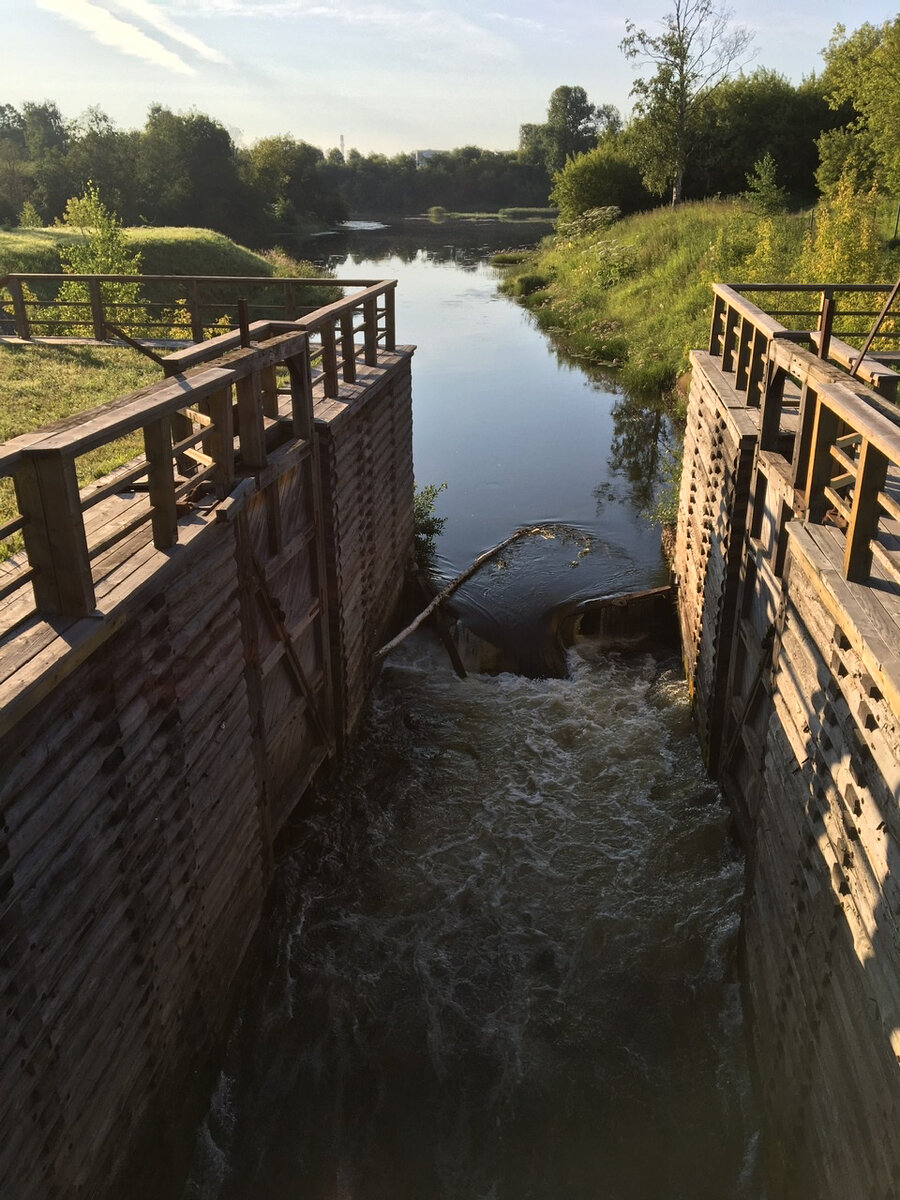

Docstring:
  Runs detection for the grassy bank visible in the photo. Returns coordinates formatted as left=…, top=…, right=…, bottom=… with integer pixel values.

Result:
left=499, top=189, right=900, bottom=401
left=0, top=225, right=285, bottom=278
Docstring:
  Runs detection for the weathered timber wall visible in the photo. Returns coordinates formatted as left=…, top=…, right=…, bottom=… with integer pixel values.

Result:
left=674, top=351, right=758, bottom=772
left=0, top=349, right=414, bottom=1200
left=676, top=349, right=900, bottom=1200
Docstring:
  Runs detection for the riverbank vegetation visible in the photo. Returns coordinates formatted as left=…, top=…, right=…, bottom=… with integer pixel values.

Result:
left=499, top=10, right=900, bottom=400
left=500, top=186, right=900, bottom=398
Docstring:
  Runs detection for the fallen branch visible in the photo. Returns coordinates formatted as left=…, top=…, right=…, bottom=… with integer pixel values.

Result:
left=374, top=525, right=547, bottom=662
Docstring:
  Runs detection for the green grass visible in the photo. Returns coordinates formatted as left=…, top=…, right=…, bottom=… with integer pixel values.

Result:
left=499, top=196, right=900, bottom=398
left=0, top=225, right=326, bottom=280
left=0, top=343, right=160, bottom=557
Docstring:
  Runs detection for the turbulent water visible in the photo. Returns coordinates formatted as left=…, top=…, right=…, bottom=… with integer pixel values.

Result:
left=176, top=227, right=760, bottom=1199
left=182, top=636, right=759, bottom=1200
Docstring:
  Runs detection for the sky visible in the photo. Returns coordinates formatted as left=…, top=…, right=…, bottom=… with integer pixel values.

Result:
left=2, top=0, right=896, bottom=156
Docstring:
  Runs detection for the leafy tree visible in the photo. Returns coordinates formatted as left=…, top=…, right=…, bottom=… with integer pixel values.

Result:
left=620, top=0, right=754, bottom=204
left=136, top=105, right=249, bottom=235
left=818, top=19, right=900, bottom=194
left=21, top=101, right=70, bottom=220
left=519, top=86, right=618, bottom=178
left=64, top=107, right=139, bottom=219
left=243, top=135, right=347, bottom=239
left=688, top=70, right=842, bottom=203
left=52, top=183, right=144, bottom=335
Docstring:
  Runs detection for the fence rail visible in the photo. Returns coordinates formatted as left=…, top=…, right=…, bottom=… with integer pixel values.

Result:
left=709, top=282, right=900, bottom=587
left=0, top=271, right=391, bottom=344
left=0, top=278, right=398, bottom=621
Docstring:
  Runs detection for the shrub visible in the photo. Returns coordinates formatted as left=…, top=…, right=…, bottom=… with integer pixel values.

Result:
left=413, top=481, right=447, bottom=569
left=551, top=143, right=652, bottom=221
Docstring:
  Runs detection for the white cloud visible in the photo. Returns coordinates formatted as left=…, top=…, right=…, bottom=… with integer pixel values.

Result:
left=169, top=0, right=514, bottom=60
left=35, top=0, right=197, bottom=74
left=110, top=0, right=230, bottom=62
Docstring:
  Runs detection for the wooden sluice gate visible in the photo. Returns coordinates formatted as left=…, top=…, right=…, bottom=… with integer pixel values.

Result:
left=0, top=286, right=414, bottom=1199
left=675, top=282, right=900, bottom=1200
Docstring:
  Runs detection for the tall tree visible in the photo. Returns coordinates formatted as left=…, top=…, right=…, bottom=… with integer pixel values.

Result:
left=818, top=19, right=900, bottom=195
left=620, top=0, right=753, bottom=204
left=519, top=86, right=618, bottom=178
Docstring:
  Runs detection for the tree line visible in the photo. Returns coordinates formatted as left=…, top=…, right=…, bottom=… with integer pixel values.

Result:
left=549, top=7, right=900, bottom=221
left=0, top=102, right=548, bottom=245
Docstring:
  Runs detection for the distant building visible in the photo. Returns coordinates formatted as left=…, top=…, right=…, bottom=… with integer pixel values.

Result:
left=415, top=149, right=444, bottom=168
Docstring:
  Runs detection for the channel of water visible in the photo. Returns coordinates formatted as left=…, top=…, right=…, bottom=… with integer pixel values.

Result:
left=179, top=222, right=762, bottom=1199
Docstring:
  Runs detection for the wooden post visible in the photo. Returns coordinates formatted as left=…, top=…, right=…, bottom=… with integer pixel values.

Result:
left=188, top=280, right=204, bottom=343
left=709, top=291, right=726, bottom=355
left=340, top=310, right=356, bottom=383
left=207, top=385, right=235, bottom=498
left=759, top=360, right=786, bottom=452
left=721, top=304, right=739, bottom=373
left=746, top=326, right=768, bottom=408
left=259, top=363, right=279, bottom=419
left=235, top=371, right=267, bottom=469
left=238, top=298, right=251, bottom=348
left=363, top=296, right=378, bottom=366
left=14, top=449, right=95, bottom=616
left=88, top=278, right=106, bottom=341
left=144, top=416, right=178, bottom=549
left=735, top=315, right=754, bottom=394
left=383, top=285, right=396, bottom=352
left=792, top=381, right=819, bottom=490
left=7, top=277, right=31, bottom=339
left=284, top=281, right=296, bottom=321
left=803, top=396, right=839, bottom=523
left=817, top=288, right=835, bottom=361
left=844, top=439, right=888, bottom=582
left=320, top=321, right=339, bottom=398
left=286, top=344, right=314, bottom=441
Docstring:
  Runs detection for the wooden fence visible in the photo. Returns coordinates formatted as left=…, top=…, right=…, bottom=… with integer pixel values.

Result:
left=0, top=279, right=397, bottom=624
left=709, top=282, right=900, bottom=588
left=0, top=271, right=395, bottom=345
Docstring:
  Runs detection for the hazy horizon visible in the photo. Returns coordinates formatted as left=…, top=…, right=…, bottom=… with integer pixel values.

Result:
left=3, top=0, right=897, bottom=156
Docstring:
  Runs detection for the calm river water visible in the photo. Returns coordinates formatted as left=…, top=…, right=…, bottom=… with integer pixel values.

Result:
left=179, top=222, right=761, bottom=1200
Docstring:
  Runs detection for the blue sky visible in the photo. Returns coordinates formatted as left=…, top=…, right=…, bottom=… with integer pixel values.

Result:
left=2, top=0, right=895, bottom=155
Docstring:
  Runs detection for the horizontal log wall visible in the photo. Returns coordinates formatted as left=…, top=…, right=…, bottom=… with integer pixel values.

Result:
left=677, top=349, right=900, bottom=1200
left=0, top=351, right=413, bottom=1200
left=673, top=350, right=758, bottom=771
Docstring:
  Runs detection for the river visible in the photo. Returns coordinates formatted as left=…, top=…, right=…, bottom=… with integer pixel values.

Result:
left=179, top=220, right=762, bottom=1200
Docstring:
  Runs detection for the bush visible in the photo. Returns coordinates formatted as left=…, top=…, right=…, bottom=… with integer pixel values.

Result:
left=550, top=143, right=653, bottom=221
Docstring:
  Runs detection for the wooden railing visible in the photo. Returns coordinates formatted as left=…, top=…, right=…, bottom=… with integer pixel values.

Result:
left=0, top=271, right=391, bottom=344
left=0, top=279, right=398, bottom=619
left=708, top=282, right=900, bottom=587
left=162, top=280, right=396, bottom=395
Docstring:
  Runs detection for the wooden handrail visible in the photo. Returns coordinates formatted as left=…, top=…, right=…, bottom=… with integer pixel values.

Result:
left=0, top=271, right=395, bottom=347
left=708, top=282, right=900, bottom=588
left=0, top=281, right=404, bottom=619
